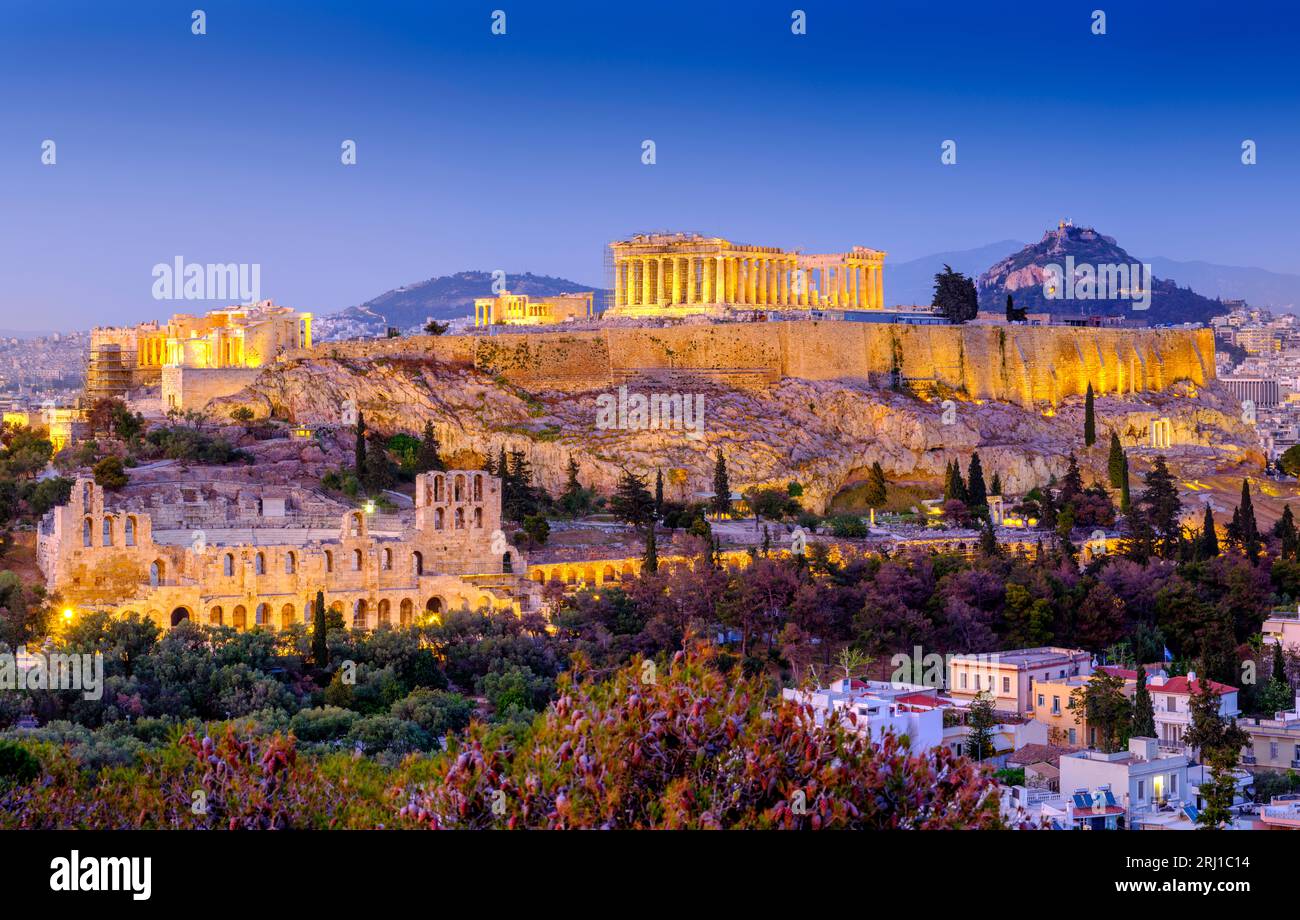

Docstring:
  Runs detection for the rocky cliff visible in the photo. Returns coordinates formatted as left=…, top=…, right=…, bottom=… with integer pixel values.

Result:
left=210, top=352, right=1259, bottom=514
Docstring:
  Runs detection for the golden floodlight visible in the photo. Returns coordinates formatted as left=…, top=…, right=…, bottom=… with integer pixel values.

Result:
left=62, top=608, right=74, bottom=620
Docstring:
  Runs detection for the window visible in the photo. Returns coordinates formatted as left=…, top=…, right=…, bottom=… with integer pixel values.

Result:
left=1167, top=696, right=1177, bottom=712
left=1169, top=774, right=1177, bottom=795
left=102, top=518, right=113, bottom=546
left=223, top=553, right=234, bottom=576
left=1137, top=780, right=1145, bottom=801
left=1068, top=729, right=1076, bottom=745
left=1037, top=693, right=1044, bottom=708
left=353, top=549, right=363, bottom=571
left=82, top=518, right=92, bottom=547
left=285, top=552, right=296, bottom=574
left=960, top=672, right=968, bottom=689
left=1051, top=695, right=1060, bottom=715
left=1002, top=677, right=1010, bottom=694
left=382, top=548, right=392, bottom=571
left=254, top=553, right=265, bottom=575
left=124, top=517, right=136, bottom=546
left=1271, top=742, right=1279, bottom=760
left=412, top=551, right=423, bottom=576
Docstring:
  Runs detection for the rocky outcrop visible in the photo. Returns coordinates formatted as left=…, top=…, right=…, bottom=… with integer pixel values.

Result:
left=209, top=354, right=1259, bottom=514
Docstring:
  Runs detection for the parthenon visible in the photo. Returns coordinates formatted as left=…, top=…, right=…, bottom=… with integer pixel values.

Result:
left=605, top=233, right=886, bottom=318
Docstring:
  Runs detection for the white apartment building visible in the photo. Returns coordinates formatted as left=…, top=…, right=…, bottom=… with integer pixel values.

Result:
left=1060, top=737, right=1191, bottom=824
left=783, top=679, right=945, bottom=751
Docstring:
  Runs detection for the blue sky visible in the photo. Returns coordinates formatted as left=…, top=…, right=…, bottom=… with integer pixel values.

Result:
left=1, top=0, right=1297, bottom=330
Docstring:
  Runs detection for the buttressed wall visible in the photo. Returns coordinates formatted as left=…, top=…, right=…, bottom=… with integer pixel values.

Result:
left=301, top=321, right=1214, bottom=407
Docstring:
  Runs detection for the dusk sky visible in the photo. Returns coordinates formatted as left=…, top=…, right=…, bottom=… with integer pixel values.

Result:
left=2, top=0, right=1297, bottom=330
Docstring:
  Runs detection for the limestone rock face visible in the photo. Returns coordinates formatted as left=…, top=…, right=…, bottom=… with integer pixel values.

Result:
left=210, top=357, right=1258, bottom=513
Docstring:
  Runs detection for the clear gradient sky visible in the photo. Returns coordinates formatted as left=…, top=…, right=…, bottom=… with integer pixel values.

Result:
left=2, top=0, right=1297, bottom=330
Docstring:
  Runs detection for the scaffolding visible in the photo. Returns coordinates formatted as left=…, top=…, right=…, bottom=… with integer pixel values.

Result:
left=86, top=343, right=135, bottom=403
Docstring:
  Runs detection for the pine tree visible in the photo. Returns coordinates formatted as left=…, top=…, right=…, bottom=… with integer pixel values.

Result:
left=415, top=421, right=443, bottom=473
left=967, top=452, right=988, bottom=513
left=312, top=590, right=328, bottom=667
left=989, top=471, right=1002, bottom=497
left=1120, top=454, right=1131, bottom=511
left=1131, top=665, right=1156, bottom=737
left=654, top=468, right=664, bottom=516
left=1084, top=383, right=1096, bottom=447
left=643, top=524, right=658, bottom=573
left=611, top=468, right=654, bottom=528
left=944, top=460, right=968, bottom=504
left=1273, top=640, right=1287, bottom=685
left=942, top=460, right=956, bottom=502
left=505, top=449, right=538, bottom=521
left=1140, top=456, right=1182, bottom=557
left=1107, top=432, right=1125, bottom=488
left=483, top=451, right=497, bottom=477
left=711, top=449, right=731, bottom=516
left=1200, top=504, right=1220, bottom=559
left=979, top=517, right=1000, bottom=557
left=354, top=411, right=367, bottom=475
left=1059, top=453, right=1084, bottom=507
left=1274, top=504, right=1298, bottom=560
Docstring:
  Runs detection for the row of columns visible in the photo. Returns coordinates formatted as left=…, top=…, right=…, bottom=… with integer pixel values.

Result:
left=137, top=337, right=167, bottom=367
left=614, top=255, right=883, bottom=309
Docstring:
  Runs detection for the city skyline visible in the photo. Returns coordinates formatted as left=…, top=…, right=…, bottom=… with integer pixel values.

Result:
left=3, top=0, right=1298, bottom=330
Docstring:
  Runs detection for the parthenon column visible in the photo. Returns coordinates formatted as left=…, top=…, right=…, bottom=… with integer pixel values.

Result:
left=623, top=261, right=634, bottom=306
left=778, top=261, right=789, bottom=304
left=686, top=257, right=696, bottom=304
left=639, top=258, right=651, bottom=306
left=715, top=256, right=725, bottom=303
left=875, top=263, right=884, bottom=309
left=702, top=257, right=713, bottom=302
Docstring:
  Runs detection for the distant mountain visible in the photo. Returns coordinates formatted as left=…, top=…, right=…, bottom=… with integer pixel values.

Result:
left=1135, top=256, right=1300, bottom=312
left=977, top=225, right=1227, bottom=325
left=317, top=271, right=607, bottom=339
left=888, top=240, right=1026, bottom=307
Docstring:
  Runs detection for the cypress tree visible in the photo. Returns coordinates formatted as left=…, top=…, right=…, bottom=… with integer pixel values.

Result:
left=989, top=471, right=1002, bottom=497
left=354, top=411, right=367, bottom=475
left=864, top=461, right=887, bottom=506
left=711, top=449, right=731, bottom=516
left=654, top=468, right=664, bottom=516
left=1107, top=432, right=1125, bottom=488
left=312, top=590, right=328, bottom=667
left=1278, top=504, right=1298, bottom=560
left=967, top=452, right=988, bottom=513
left=643, top=525, right=658, bottom=573
left=1200, top=504, right=1220, bottom=559
left=1273, top=641, right=1287, bottom=684
left=1084, top=383, right=1096, bottom=447
left=1240, top=479, right=1260, bottom=562
left=1120, top=454, right=1131, bottom=511
left=1132, top=665, right=1156, bottom=737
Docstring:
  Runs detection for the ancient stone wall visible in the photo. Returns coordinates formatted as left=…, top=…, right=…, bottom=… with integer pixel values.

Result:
left=294, top=321, right=1214, bottom=407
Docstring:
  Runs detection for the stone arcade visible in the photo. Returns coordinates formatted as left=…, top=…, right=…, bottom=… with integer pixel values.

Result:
left=38, top=470, right=535, bottom=632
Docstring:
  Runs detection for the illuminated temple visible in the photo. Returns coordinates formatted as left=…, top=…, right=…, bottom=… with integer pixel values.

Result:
left=605, top=233, right=886, bottom=318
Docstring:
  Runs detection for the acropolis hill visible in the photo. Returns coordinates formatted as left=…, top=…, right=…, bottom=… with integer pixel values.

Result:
left=98, top=232, right=1254, bottom=514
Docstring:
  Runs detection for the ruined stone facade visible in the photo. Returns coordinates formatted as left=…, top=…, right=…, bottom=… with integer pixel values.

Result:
left=605, top=233, right=886, bottom=318
left=38, top=471, right=533, bottom=632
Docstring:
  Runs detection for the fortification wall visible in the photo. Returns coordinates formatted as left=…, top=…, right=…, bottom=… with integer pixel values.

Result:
left=292, top=322, right=1214, bottom=407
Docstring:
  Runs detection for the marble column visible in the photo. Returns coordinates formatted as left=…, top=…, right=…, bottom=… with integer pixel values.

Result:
left=686, top=257, right=696, bottom=304
left=778, top=261, right=789, bottom=305
left=641, top=258, right=652, bottom=306
left=875, top=263, right=884, bottom=309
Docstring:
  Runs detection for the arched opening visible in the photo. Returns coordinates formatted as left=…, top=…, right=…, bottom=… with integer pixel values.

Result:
left=454, top=508, right=465, bottom=529
left=583, top=566, right=596, bottom=585
left=382, top=548, right=392, bottom=571
left=232, top=605, right=247, bottom=630
left=280, top=604, right=296, bottom=630
left=353, top=599, right=368, bottom=629
left=352, top=548, right=363, bottom=571
left=621, top=563, right=635, bottom=579
left=425, top=596, right=443, bottom=616
left=435, top=507, right=445, bottom=530
left=433, top=475, right=444, bottom=502
left=125, top=516, right=136, bottom=546
left=399, top=598, right=413, bottom=627
left=254, top=552, right=265, bottom=575
left=473, top=507, right=483, bottom=529
left=350, top=512, right=363, bottom=537
left=208, top=605, right=223, bottom=626
left=82, top=518, right=92, bottom=547
left=170, top=607, right=191, bottom=627
left=102, top=517, right=113, bottom=546
left=324, top=549, right=333, bottom=572
left=285, top=552, right=296, bottom=574
left=603, top=565, right=616, bottom=582
left=378, top=599, right=391, bottom=627
left=454, top=475, right=465, bottom=501
left=412, top=551, right=424, bottom=576
left=149, top=560, right=164, bottom=587
left=565, top=569, right=577, bottom=586
left=473, top=474, right=483, bottom=501
left=531, top=569, right=546, bottom=583
left=223, top=553, right=234, bottom=576
left=255, top=603, right=271, bottom=627
left=502, top=552, right=513, bottom=574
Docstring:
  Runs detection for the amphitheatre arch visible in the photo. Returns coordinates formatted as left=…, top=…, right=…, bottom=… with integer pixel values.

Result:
left=170, top=607, right=192, bottom=627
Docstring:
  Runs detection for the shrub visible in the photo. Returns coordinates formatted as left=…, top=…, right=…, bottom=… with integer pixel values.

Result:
left=289, top=706, right=358, bottom=743
left=0, top=740, right=39, bottom=786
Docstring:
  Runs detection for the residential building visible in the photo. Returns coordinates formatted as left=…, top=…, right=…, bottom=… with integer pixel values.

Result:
left=782, top=679, right=945, bottom=751
left=1059, top=737, right=1192, bottom=827
left=1264, top=609, right=1300, bottom=649
left=947, top=646, right=1093, bottom=715
left=1240, top=692, right=1300, bottom=772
